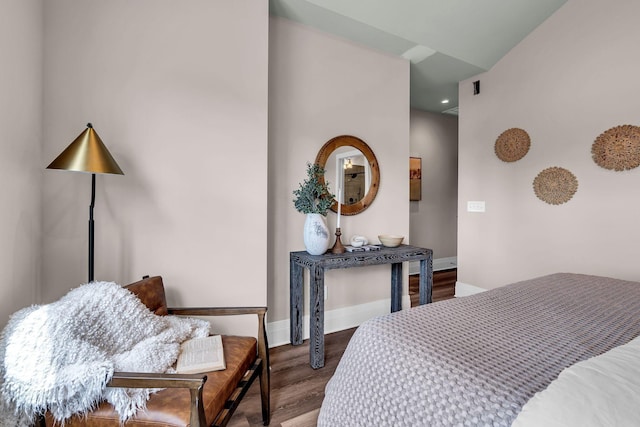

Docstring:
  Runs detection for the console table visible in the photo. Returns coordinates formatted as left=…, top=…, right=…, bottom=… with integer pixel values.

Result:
left=290, top=244, right=433, bottom=369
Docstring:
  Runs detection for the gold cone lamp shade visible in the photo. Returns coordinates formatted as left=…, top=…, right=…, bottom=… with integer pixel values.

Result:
left=47, top=123, right=123, bottom=175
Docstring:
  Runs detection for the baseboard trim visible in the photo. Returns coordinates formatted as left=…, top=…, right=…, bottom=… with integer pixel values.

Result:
left=455, top=281, right=486, bottom=297
left=409, top=256, right=457, bottom=275
left=267, top=295, right=411, bottom=348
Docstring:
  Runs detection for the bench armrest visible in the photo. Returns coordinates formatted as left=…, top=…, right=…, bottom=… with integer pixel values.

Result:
left=108, top=371, right=207, bottom=389
left=109, top=372, right=207, bottom=426
left=167, top=306, right=267, bottom=317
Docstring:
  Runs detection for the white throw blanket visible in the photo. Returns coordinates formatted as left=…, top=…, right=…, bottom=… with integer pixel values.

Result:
left=0, top=281, right=210, bottom=426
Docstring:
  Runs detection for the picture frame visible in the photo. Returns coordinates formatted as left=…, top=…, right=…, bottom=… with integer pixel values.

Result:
left=410, top=157, right=422, bottom=201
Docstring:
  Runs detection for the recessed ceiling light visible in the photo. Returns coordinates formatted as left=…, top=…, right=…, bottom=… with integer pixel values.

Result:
left=441, top=99, right=449, bottom=104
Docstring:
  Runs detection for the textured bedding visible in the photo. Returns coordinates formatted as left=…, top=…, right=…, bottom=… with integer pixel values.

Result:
left=318, top=273, right=640, bottom=426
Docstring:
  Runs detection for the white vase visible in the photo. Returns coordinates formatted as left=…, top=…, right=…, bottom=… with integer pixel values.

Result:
left=303, top=213, right=330, bottom=255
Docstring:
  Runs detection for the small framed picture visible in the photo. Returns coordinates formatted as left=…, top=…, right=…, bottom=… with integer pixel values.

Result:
left=410, top=157, right=422, bottom=201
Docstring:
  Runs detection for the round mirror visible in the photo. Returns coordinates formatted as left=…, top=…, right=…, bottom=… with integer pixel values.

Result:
left=315, top=135, right=380, bottom=215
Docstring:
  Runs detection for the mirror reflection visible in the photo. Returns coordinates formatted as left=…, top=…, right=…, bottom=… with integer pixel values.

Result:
left=325, top=148, right=370, bottom=206
left=315, top=135, right=379, bottom=216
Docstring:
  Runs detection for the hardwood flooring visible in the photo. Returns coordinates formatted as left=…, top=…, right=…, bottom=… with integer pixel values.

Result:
left=228, top=327, right=356, bottom=427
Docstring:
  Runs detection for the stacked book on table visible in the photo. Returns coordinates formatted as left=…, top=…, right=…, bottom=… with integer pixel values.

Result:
left=344, top=244, right=381, bottom=252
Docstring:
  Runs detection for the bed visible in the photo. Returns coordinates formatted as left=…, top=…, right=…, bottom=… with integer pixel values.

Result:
left=317, top=273, right=640, bottom=426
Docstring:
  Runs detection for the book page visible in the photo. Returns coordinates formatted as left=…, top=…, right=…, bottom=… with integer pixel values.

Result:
left=176, top=335, right=226, bottom=374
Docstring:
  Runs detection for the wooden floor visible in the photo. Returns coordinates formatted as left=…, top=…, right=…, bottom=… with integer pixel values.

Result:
left=228, top=328, right=356, bottom=427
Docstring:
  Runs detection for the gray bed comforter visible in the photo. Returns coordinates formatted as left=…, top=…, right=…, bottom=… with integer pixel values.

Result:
left=318, top=273, right=640, bottom=426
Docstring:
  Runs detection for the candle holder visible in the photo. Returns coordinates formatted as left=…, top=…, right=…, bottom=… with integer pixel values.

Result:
left=331, top=227, right=346, bottom=254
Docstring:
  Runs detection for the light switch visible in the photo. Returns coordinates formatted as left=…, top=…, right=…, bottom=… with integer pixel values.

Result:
left=467, top=201, right=486, bottom=212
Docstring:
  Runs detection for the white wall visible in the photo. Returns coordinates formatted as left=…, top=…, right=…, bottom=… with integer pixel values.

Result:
left=0, top=0, right=43, bottom=326
left=410, top=109, right=458, bottom=259
left=268, top=17, right=410, bottom=324
left=41, top=0, right=268, bottom=335
left=458, top=0, right=640, bottom=289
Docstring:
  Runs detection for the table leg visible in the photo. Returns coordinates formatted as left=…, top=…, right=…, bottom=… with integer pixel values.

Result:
left=391, top=262, right=402, bottom=312
left=419, top=255, right=434, bottom=305
left=289, top=260, right=303, bottom=345
left=309, top=265, right=325, bottom=369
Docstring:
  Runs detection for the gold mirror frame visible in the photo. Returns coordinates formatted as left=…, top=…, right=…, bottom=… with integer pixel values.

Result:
left=315, top=135, right=380, bottom=216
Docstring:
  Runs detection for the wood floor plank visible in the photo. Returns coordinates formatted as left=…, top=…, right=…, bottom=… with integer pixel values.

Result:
left=280, top=409, right=320, bottom=427
left=231, top=327, right=355, bottom=426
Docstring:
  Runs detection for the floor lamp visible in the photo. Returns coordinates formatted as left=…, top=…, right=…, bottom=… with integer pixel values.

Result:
left=47, top=123, right=124, bottom=283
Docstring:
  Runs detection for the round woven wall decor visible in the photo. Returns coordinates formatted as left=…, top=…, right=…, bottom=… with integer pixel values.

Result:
left=495, top=128, right=531, bottom=162
left=533, top=167, right=578, bottom=205
left=591, top=124, right=640, bottom=171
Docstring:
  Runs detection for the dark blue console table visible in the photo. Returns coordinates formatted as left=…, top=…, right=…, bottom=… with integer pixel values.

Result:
left=289, top=244, right=433, bottom=368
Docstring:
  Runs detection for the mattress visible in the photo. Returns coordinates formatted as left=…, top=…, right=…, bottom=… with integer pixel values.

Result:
left=317, top=273, right=640, bottom=426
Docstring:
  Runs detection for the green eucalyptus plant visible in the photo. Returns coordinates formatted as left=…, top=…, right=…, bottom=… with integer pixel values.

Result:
left=293, top=162, right=335, bottom=216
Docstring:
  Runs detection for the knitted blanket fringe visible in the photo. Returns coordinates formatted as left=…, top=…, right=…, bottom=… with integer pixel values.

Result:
left=0, top=281, right=210, bottom=426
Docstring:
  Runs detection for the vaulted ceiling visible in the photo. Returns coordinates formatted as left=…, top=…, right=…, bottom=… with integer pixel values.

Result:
left=270, top=0, right=567, bottom=114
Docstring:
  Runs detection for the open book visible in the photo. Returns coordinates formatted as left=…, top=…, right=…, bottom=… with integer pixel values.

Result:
left=176, top=335, right=226, bottom=374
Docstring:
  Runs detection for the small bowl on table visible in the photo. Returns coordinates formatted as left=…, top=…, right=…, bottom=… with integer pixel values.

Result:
left=378, top=234, right=404, bottom=248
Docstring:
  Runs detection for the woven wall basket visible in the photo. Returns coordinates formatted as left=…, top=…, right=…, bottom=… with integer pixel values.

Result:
left=495, top=128, right=530, bottom=162
left=591, top=124, right=640, bottom=171
left=533, top=167, right=578, bottom=205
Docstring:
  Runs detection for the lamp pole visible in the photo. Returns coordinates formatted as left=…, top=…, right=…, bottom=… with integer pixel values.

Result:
left=89, top=173, right=96, bottom=282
